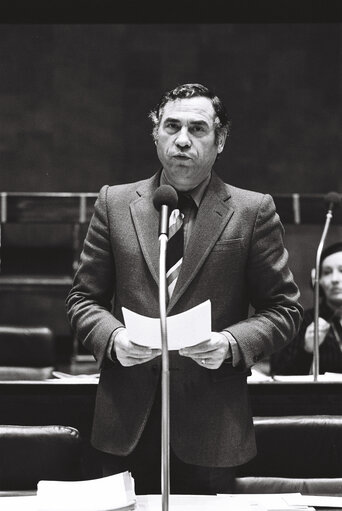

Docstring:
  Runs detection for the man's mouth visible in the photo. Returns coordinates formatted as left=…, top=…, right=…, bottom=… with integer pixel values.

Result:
left=172, top=154, right=192, bottom=160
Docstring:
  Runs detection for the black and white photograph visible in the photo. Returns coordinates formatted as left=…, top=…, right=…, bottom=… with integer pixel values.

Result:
left=1, top=3, right=342, bottom=509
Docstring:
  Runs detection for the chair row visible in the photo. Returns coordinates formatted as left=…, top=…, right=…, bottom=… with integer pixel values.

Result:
left=1, top=416, right=342, bottom=494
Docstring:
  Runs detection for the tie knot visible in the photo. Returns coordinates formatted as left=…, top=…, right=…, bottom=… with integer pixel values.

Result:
left=177, top=192, right=195, bottom=213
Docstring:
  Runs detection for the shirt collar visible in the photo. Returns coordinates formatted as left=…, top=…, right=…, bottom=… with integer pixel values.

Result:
left=160, top=170, right=211, bottom=208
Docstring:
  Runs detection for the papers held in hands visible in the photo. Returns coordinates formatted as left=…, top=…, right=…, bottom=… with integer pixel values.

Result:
left=122, top=300, right=212, bottom=350
left=36, top=471, right=136, bottom=511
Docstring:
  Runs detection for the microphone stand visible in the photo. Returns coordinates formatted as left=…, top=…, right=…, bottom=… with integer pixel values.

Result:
left=158, top=206, right=170, bottom=511
left=313, top=204, right=333, bottom=381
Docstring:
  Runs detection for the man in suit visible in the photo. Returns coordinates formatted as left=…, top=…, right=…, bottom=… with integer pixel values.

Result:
left=66, top=83, right=302, bottom=494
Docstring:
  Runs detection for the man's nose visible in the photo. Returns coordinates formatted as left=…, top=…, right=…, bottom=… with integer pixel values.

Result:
left=175, top=127, right=191, bottom=147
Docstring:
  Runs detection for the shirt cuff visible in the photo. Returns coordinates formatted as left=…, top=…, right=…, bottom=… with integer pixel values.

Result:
left=106, top=327, right=125, bottom=362
left=220, top=330, right=242, bottom=367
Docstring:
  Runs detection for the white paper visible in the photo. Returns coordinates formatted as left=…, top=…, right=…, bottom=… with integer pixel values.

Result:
left=137, top=494, right=266, bottom=511
left=219, top=493, right=315, bottom=510
left=272, top=375, right=320, bottom=382
left=122, top=300, right=211, bottom=350
left=273, top=373, right=342, bottom=382
left=284, top=493, right=342, bottom=508
left=36, top=471, right=136, bottom=511
left=0, top=496, right=38, bottom=511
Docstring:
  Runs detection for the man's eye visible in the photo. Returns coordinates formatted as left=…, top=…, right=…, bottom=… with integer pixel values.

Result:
left=165, top=122, right=179, bottom=132
left=190, top=125, right=206, bottom=135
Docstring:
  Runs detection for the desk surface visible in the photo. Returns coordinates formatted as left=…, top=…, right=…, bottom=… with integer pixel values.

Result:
left=1, top=492, right=342, bottom=511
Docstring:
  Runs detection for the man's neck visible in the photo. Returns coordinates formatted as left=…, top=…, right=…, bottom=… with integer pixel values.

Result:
left=160, top=170, right=211, bottom=208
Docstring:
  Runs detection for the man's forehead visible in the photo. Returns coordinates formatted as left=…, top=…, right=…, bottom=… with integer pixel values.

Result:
left=161, top=97, right=216, bottom=122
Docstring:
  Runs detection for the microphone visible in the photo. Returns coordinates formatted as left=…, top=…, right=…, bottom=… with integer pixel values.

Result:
left=324, top=191, right=341, bottom=211
left=153, top=185, right=178, bottom=237
left=153, top=184, right=178, bottom=511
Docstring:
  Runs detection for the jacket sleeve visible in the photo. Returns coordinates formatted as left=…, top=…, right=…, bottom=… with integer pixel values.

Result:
left=65, top=185, right=124, bottom=366
left=226, top=194, right=303, bottom=368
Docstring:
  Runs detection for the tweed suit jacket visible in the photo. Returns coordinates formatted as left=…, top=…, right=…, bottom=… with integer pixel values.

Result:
left=66, top=170, right=302, bottom=467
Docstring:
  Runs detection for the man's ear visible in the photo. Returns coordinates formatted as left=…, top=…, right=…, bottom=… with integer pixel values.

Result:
left=217, top=133, right=227, bottom=154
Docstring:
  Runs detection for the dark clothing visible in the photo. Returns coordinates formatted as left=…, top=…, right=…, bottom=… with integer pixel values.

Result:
left=100, top=381, right=236, bottom=495
left=66, top=171, right=302, bottom=471
left=271, top=302, right=342, bottom=375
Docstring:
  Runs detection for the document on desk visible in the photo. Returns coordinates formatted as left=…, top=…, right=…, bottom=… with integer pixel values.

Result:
left=122, top=300, right=211, bottom=350
left=284, top=493, right=342, bottom=508
left=0, top=496, right=38, bottom=511
left=36, top=471, right=136, bottom=511
left=137, top=494, right=266, bottom=510
left=219, top=493, right=316, bottom=510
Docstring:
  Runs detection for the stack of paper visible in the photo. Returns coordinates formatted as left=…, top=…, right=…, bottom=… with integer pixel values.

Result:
left=36, top=471, right=136, bottom=511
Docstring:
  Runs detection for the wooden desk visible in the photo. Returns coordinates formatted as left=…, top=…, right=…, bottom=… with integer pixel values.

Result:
left=248, top=379, right=342, bottom=416
left=1, top=379, right=342, bottom=439
left=1, top=378, right=342, bottom=425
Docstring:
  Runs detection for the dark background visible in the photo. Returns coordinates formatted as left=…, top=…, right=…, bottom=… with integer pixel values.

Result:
left=0, top=23, right=341, bottom=194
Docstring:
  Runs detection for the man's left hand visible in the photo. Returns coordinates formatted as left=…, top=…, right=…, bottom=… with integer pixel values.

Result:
left=179, top=332, right=231, bottom=369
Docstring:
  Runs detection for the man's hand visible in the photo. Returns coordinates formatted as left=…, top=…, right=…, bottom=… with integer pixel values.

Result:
left=178, top=332, right=230, bottom=369
left=114, top=329, right=162, bottom=366
left=304, top=318, right=330, bottom=353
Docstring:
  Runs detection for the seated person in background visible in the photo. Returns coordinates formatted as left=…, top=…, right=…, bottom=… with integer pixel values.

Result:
left=271, top=241, right=342, bottom=375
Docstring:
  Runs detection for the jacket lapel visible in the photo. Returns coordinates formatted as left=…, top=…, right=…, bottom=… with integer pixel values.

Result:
left=130, top=172, right=161, bottom=286
left=129, top=171, right=234, bottom=307
left=167, top=173, right=234, bottom=312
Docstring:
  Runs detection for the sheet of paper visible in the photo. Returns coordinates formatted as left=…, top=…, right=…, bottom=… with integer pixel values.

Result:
left=219, top=493, right=315, bottom=510
left=0, top=496, right=38, bottom=511
left=247, top=368, right=273, bottom=382
left=36, top=471, right=136, bottom=511
left=122, top=300, right=211, bottom=350
left=272, top=375, right=319, bottom=383
left=137, top=494, right=266, bottom=511
left=284, top=493, right=342, bottom=508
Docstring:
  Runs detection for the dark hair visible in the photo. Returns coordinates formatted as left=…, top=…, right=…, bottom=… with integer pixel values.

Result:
left=149, top=83, right=231, bottom=145
left=320, top=242, right=342, bottom=270
left=311, top=241, right=342, bottom=296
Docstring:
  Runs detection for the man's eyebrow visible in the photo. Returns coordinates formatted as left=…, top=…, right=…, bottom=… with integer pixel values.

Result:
left=162, top=117, right=210, bottom=126
left=162, top=117, right=181, bottom=123
left=189, top=120, right=210, bottom=127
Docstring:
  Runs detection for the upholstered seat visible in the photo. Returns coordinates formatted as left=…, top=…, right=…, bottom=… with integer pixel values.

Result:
left=0, top=326, right=55, bottom=380
left=0, top=425, right=82, bottom=490
left=236, top=415, right=342, bottom=494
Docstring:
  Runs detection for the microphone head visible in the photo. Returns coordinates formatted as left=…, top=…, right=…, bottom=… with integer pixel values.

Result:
left=153, top=185, right=178, bottom=211
left=324, top=191, right=341, bottom=207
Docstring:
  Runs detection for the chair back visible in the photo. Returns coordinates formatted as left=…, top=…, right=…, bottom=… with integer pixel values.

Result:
left=0, top=425, right=82, bottom=490
left=0, top=326, right=55, bottom=380
left=236, top=415, right=342, bottom=494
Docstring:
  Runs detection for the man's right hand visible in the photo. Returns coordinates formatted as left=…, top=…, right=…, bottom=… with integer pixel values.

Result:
left=113, top=328, right=162, bottom=366
left=304, top=318, right=330, bottom=353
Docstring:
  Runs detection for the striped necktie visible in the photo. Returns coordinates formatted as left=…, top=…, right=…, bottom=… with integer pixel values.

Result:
left=166, top=193, right=194, bottom=299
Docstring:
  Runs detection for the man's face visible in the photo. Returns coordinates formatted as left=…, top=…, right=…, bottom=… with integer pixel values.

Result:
left=155, top=97, right=226, bottom=192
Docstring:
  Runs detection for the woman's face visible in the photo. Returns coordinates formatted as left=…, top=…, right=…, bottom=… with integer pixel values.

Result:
left=320, top=251, right=342, bottom=307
